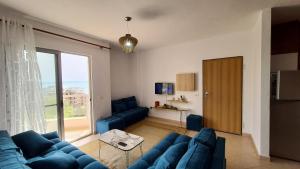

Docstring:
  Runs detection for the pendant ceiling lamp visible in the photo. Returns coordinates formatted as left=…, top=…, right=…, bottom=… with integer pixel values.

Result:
left=119, top=16, right=138, bottom=54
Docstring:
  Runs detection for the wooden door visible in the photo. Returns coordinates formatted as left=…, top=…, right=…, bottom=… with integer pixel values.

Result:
left=203, top=56, right=242, bottom=135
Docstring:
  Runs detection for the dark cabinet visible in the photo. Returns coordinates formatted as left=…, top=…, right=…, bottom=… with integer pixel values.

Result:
left=271, top=21, right=300, bottom=55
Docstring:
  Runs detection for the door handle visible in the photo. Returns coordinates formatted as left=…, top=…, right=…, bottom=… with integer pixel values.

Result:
left=204, top=91, right=209, bottom=96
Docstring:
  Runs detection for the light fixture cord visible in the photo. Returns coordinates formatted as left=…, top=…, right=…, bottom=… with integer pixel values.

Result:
left=126, top=20, right=130, bottom=34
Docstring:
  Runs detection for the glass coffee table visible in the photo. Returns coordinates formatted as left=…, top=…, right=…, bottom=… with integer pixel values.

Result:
left=98, top=129, right=144, bottom=167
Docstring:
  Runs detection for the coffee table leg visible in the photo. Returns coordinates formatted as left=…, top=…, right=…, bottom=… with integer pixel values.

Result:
left=98, top=141, right=101, bottom=160
left=125, top=151, right=129, bottom=168
left=139, top=144, right=143, bottom=157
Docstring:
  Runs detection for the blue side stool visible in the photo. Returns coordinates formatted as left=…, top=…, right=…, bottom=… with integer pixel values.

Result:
left=96, top=116, right=125, bottom=134
left=186, top=114, right=203, bottom=131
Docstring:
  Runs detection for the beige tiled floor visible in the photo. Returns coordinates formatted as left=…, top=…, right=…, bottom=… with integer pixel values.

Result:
left=77, top=119, right=300, bottom=169
left=214, top=132, right=300, bottom=169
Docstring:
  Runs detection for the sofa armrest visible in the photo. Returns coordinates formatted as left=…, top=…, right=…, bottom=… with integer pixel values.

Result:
left=210, top=137, right=226, bottom=169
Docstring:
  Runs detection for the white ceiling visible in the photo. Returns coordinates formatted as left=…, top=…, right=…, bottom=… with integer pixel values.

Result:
left=1, top=0, right=300, bottom=50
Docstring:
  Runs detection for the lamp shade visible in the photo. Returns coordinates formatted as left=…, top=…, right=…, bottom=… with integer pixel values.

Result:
left=119, top=34, right=138, bottom=53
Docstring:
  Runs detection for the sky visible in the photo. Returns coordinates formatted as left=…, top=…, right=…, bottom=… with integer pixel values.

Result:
left=37, top=52, right=89, bottom=83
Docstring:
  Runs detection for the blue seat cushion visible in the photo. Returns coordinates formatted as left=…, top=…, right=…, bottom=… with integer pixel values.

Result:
left=155, top=142, right=188, bottom=169
left=12, top=130, right=54, bottom=159
left=27, top=151, right=79, bottom=169
left=176, top=143, right=212, bottom=169
left=189, top=128, right=216, bottom=149
left=96, top=116, right=125, bottom=134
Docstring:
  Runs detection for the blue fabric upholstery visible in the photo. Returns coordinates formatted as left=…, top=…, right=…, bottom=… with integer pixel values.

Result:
left=0, top=131, right=30, bottom=169
left=12, top=130, right=54, bottom=159
left=176, top=143, right=211, bottom=169
left=0, top=130, right=108, bottom=169
left=129, top=129, right=226, bottom=169
left=97, top=96, right=149, bottom=134
left=27, top=151, right=79, bottom=169
left=96, top=116, right=125, bottom=134
left=52, top=139, right=108, bottom=169
left=186, top=114, right=203, bottom=131
left=210, top=138, right=226, bottom=169
left=155, top=142, right=188, bottom=169
left=189, top=128, right=216, bottom=149
left=0, top=130, right=19, bottom=151
left=114, top=102, right=128, bottom=113
left=129, top=132, right=191, bottom=169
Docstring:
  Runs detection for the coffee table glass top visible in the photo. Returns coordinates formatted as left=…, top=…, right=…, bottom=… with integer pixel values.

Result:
left=98, top=129, right=144, bottom=151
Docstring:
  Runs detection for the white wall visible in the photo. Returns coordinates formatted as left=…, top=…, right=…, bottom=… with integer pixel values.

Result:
left=259, top=8, right=271, bottom=157
left=110, top=46, right=138, bottom=100
left=129, top=9, right=272, bottom=157
left=0, top=5, right=112, bottom=132
left=134, top=29, right=257, bottom=134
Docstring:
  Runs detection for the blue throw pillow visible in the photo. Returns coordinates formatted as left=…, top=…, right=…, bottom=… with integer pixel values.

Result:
left=27, top=151, right=78, bottom=169
left=114, top=103, right=128, bottom=113
left=189, top=128, right=216, bottom=149
left=12, top=130, right=54, bottom=159
left=176, top=143, right=212, bottom=169
left=155, top=142, right=188, bottom=169
left=127, top=100, right=138, bottom=109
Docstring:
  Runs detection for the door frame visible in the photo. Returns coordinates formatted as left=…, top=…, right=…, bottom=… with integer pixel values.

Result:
left=202, top=56, right=243, bottom=135
left=36, top=47, right=93, bottom=141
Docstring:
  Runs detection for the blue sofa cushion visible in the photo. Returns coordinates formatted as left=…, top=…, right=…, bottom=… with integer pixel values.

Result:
left=176, top=143, right=212, bottom=169
left=189, top=128, right=216, bottom=149
left=155, top=142, right=188, bottom=169
left=12, top=130, right=54, bottom=159
left=27, top=151, right=79, bottom=169
left=124, top=96, right=138, bottom=109
left=0, top=130, right=19, bottom=151
left=42, top=131, right=59, bottom=140
left=127, top=100, right=138, bottom=109
left=210, top=138, right=226, bottom=169
left=114, top=102, right=128, bottom=113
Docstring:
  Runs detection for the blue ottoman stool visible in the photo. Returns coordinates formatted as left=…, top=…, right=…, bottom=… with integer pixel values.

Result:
left=96, top=116, right=125, bottom=134
left=186, top=114, right=203, bottom=131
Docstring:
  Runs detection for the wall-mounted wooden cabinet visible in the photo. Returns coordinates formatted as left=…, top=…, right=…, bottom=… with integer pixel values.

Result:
left=176, top=73, right=195, bottom=91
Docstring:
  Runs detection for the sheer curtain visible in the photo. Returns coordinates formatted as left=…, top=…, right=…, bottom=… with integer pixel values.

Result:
left=0, top=18, right=46, bottom=135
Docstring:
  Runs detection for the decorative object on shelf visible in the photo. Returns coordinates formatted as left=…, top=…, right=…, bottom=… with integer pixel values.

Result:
left=119, top=16, right=138, bottom=54
left=176, top=73, right=196, bottom=91
left=162, top=104, right=178, bottom=110
left=167, top=95, right=189, bottom=103
left=155, top=101, right=160, bottom=107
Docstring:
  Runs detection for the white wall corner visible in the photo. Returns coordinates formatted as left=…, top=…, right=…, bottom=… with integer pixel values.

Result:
left=259, top=8, right=271, bottom=158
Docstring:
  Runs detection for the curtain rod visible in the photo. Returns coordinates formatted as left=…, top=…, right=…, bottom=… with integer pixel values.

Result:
left=0, top=18, right=110, bottom=50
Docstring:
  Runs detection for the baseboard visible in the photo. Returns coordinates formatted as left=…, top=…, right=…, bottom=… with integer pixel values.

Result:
left=146, top=115, right=186, bottom=128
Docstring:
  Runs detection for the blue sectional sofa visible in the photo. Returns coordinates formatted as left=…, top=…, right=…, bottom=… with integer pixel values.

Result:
left=96, top=96, right=149, bottom=134
left=129, top=128, right=226, bottom=169
left=0, top=130, right=108, bottom=169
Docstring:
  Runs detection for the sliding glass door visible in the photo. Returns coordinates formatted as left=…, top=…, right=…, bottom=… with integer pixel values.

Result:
left=61, top=53, right=91, bottom=141
left=37, top=49, right=92, bottom=142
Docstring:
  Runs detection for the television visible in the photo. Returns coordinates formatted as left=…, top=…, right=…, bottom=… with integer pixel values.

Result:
left=155, top=83, right=174, bottom=95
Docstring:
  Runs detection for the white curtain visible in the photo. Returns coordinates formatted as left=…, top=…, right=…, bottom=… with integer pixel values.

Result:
left=0, top=18, right=46, bottom=135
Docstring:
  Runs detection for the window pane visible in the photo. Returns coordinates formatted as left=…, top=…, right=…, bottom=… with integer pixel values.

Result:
left=37, top=52, right=58, bottom=133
